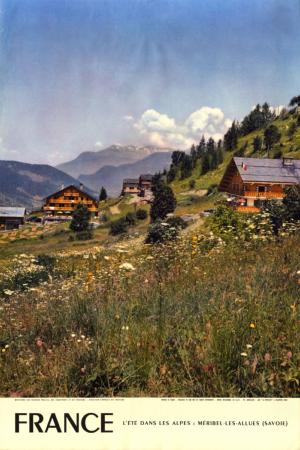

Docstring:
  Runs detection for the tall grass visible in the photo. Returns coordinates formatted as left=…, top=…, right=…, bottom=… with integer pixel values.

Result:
left=0, top=234, right=299, bottom=397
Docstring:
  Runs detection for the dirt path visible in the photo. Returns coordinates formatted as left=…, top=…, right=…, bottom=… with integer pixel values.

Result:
left=181, top=217, right=204, bottom=235
left=109, top=204, right=121, bottom=215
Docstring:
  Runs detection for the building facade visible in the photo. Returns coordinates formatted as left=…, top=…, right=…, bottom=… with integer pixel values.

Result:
left=122, top=174, right=154, bottom=197
left=219, top=157, right=300, bottom=212
left=121, top=179, right=140, bottom=195
left=0, top=207, right=26, bottom=230
left=43, top=185, right=99, bottom=217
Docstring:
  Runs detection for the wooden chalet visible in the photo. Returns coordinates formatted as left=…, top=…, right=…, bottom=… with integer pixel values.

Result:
left=122, top=174, right=154, bottom=197
left=219, top=157, right=300, bottom=212
left=0, top=207, right=26, bottom=230
left=43, top=185, right=99, bottom=217
left=121, top=179, right=140, bottom=195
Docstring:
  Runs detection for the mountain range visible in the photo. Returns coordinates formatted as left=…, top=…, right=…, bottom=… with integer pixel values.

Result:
left=57, top=144, right=174, bottom=178
left=79, top=151, right=173, bottom=196
left=0, top=160, right=90, bottom=208
left=0, top=145, right=176, bottom=206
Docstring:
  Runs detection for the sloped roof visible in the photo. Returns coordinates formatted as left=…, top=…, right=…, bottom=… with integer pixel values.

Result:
left=44, top=185, right=98, bottom=202
left=234, top=157, right=300, bottom=184
left=0, top=207, right=26, bottom=218
left=123, top=178, right=139, bottom=184
left=140, top=174, right=153, bottom=181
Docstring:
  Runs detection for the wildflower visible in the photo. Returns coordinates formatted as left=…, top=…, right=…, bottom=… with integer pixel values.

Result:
left=240, top=352, right=248, bottom=357
left=264, top=353, right=271, bottom=362
left=119, top=262, right=135, bottom=271
left=286, top=351, right=292, bottom=360
left=3, top=289, right=14, bottom=296
left=104, top=256, right=110, bottom=261
left=80, top=335, right=86, bottom=339
left=249, top=323, right=256, bottom=329
left=36, top=338, right=43, bottom=348
left=71, top=333, right=76, bottom=338
left=246, top=344, right=252, bottom=349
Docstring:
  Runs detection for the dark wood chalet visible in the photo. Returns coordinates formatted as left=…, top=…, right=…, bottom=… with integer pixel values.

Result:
left=43, top=185, right=99, bottom=217
left=0, top=207, right=26, bottom=230
left=121, top=179, right=140, bottom=195
left=219, top=157, right=300, bottom=212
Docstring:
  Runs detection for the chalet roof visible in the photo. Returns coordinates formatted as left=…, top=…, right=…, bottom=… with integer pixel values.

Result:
left=123, top=178, right=139, bottom=184
left=44, top=185, right=98, bottom=202
left=234, top=157, right=300, bottom=184
left=0, top=207, right=26, bottom=218
left=139, top=174, right=153, bottom=181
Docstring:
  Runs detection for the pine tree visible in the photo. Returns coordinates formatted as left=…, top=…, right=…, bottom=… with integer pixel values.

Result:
left=253, top=135, right=262, bottom=153
left=216, top=140, right=224, bottom=164
left=201, top=153, right=210, bottom=175
left=264, top=125, right=281, bottom=155
left=289, top=95, right=300, bottom=108
left=180, top=153, right=193, bottom=179
left=224, top=121, right=239, bottom=150
left=197, top=136, right=206, bottom=158
left=99, top=186, right=107, bottom=201
left=150, top=181, right=177, bottom=222
left=70, top=204, right=91, bottom=232
left=190, top=144, right=197, bottom=168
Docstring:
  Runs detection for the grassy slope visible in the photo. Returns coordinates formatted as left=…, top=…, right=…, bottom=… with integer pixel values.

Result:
left=0, top=115, right=300, bottom=397
left=171, top=112, right=300, bottom=195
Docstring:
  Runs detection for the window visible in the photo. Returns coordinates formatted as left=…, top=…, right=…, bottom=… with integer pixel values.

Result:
left=257, top=186, right=267, bottom=193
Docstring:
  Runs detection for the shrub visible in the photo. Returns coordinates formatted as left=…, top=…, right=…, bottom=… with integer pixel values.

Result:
left=166, top=216, right=187, bottom=229
left=110, top=218, right=128, bottom=235
left=207, top=184, right=218, bottom=195
left=263, top=200, right=285, bottom=234
left=35, top=254, right=56, bottom=272
left=273, top=148, right=283, bottom=159
left=189, top=179, right=196, bottom=189
left=70, top=204, right=91, bottom=233
left=150, top=181, right=176, bottom=222
left=136, top=209, right=148, bottom=220
left=76, top=229, right=94, bottom=240
left=145, top=221, right=178, bottom=244
left=125, top=212, right=136, bottom=226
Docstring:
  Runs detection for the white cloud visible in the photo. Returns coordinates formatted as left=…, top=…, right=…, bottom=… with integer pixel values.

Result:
left=95, top=141, right=103, bottom=148
left=270, top=105, right=285, bottom=116
left=133, top=107, right=232, bottom=149
left=123, top=115, right=134, bottom=121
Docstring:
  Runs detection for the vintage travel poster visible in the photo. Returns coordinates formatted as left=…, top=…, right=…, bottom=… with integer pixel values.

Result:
left=0, top=1, right=299, bottom=449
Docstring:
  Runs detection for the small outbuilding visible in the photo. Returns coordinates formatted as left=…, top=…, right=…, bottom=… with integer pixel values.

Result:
left=0, top=207, right=26, bottom=230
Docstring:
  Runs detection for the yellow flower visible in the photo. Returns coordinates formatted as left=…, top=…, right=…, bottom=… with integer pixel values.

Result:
left=249, top=323, right=256, bottom=329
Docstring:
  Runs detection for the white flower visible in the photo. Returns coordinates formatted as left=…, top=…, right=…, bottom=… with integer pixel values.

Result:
left=246, top=344, right=252, bottom=349
left=240, top=352, right=248, bottom=357
left=119, top=262, right=135, bottom=271
left=104, top=256, right=110, bottom=261
left=3, top=289, right=14, bottom=296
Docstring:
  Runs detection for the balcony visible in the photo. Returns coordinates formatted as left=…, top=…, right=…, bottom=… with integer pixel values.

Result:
left=236, top=206, right=260, bottom=213
left=243, top=191, right=283, bottom=199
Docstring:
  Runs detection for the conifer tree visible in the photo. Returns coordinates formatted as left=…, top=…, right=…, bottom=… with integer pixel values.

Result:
left=70, top=204, right=91, bottom=232
left=150, top=180, right=177, bottom=222
left=99, top=186, right=107, bottom=201
left=201, top=152, right=210, bottom=175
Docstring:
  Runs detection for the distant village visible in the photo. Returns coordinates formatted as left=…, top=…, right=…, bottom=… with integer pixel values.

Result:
left=0, top=173, right=155, bottom=230
left=1, top=156, right=300, bottom=230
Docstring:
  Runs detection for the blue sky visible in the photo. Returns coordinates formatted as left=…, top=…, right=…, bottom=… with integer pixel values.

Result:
left=0, top=0, right=300, bottom=164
